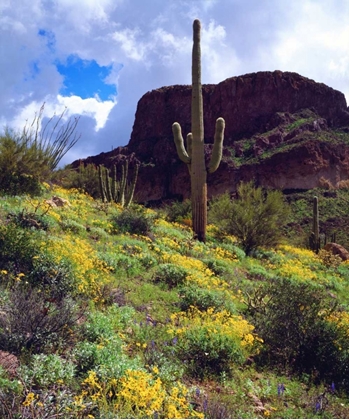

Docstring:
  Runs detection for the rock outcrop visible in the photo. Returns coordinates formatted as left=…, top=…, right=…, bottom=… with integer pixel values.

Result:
left=75, top=70, right=349, bottom=203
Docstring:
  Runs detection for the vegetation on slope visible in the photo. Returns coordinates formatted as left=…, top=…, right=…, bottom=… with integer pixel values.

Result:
left=1, top=184, right=349, bottom=418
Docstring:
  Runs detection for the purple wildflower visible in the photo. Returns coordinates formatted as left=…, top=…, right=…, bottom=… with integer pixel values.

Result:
left=203, top=398, right=208, bottom=412
left=277, top=383, right=285, bottom=396
left=315, top=401, right=321, bottom=412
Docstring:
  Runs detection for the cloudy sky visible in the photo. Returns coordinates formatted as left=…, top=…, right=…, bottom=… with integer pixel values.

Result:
left=1, top=0, right=348, bottom=166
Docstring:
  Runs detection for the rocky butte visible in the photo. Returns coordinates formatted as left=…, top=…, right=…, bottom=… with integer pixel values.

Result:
left=76, top=70, right=349, bottom=203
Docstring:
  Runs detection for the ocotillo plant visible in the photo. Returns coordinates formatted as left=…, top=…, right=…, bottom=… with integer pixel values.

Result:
left=98, top=161, right=139, bottom=207
left=172, top=19, right=225, bottom=242
left=309, top=195, right=320, bottom=253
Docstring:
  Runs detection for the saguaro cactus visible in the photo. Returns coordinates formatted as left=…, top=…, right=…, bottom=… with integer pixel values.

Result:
left=172, top=19, right=225, bottom=242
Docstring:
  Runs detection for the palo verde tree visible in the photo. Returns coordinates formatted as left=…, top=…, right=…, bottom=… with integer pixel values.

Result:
left=209, top=182, right=290, bottom=255
left=172, top=19, right=225, bottom=242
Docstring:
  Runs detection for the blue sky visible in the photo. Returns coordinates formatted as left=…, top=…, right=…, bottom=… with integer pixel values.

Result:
left=56, top=55, right=118, bottom=100
left=0, top=0, right=348, bottom=165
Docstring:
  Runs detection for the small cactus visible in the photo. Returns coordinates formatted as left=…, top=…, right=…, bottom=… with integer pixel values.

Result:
left=172, top=19, right=225, bottom=242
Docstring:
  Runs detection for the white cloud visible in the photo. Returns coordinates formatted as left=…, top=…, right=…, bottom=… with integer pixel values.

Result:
left=111, top=28, right=147, bottom=61
left=10, top=95, right=115, bottom=134
left=270, top=0, right=349, bottom=98
left=201, top=20, right=241, bottom=83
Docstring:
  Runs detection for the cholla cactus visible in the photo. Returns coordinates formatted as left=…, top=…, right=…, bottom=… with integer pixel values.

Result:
left=172, top=19, right=225, bottom=242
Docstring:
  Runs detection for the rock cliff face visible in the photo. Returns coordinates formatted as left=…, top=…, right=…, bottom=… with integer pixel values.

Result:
left=76, top=70, right=349, bottom=203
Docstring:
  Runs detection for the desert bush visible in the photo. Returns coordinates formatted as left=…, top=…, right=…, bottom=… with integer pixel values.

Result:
left=179, top=284, right=236, bottom=313
left=247, top=278, right=349, bottom=388
left=57, top=162, right=101, bottom=198
left=0, top=222, right=75, bottom=299
left=203, top=257, right=235, bottom=277
left=171, top=308, right=258, bottom=379
left=29, top=255, right=75, bottom=300
left=209, top=182, right=290, bottom=255
left=0, top=223, right=40, bottom=276
left=110, top=206, right=154, bottom=235
left=164, top=199, right=192, bottom=223
left=317, top=248, right=342, bottom=269
left=19, top=353, right=75, bottom=388
left=152, top=263, right=188, bottom=288
left=59, top=217, right=86, bottom=234
left=0, top=285, right=78, bottom=355
left=6, top=208, right=50, bottom=231
left=73, top=337, right=140, bottom=380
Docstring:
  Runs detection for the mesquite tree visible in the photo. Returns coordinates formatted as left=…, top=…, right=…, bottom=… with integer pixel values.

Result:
left=172, top=19, right=225, bottom=242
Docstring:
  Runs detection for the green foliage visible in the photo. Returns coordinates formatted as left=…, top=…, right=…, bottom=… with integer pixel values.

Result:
left=164, top=199, right=192, bottom=223
left=176, top=325, right=245, bottom=379
left=81, top=305, right=135, bottom=342
left=209, top=182, right=290, bottom=255
left=110, top=206, right=154, bottom=235
left=57, top=163, right=100, bottom=198
left=19, top=354, right=75, bottom=388
left=152, top=263, right=188, bottom=288
left=247, top=278, right=349, bottom=389
left=179, top=284, right=236, bottom=313
left=74, top=307, right=140, bottom=379
left=3, top=183, right=349, bottom=418
left=0, top=223, right=40, bottom=276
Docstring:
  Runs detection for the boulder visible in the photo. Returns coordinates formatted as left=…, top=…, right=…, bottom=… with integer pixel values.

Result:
left=323, top=243, right=349, bottom=261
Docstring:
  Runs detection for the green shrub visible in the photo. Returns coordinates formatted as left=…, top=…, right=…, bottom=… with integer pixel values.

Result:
left=57, top=163, right=100, bottom=198
left=19, top=354, right=75, bottom=388
left=203, top=258, right=234, bottom=277
left=0, top=223, right=40, bottom=276
left=73, top=337, right=140, bottom=380
left=81, top=305, right=136, bottom=342
left=247, top=277, right=349, bottom=389
left=29, top=256, right=75, bottom=300
left=209, top=182, right=290, bottom=255
left=179, top=284, right=236, bottom=313
left=164, top=199, right=192, bottom=223
left=176, top=325, right=245, bottom=379
left=60, top=218, right=86, bottom=234
left=110, top=206, right=154, bottom=235
left=152, top=263, right=188, bottom=288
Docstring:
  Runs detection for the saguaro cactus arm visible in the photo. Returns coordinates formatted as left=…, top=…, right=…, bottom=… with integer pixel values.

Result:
left=208, top=117, right=225, bottom=173
left=172, top=123, right=191, bottom=164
